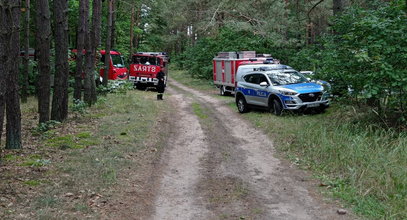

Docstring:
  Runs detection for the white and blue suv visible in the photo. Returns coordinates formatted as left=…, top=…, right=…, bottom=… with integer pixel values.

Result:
left=235, top=66, right=330, bottom=115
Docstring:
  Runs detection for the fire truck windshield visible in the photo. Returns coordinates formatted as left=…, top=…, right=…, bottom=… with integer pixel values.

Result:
left=132, top=56, right=160, bottom=66
left=111, top=54, right=125, bottom=68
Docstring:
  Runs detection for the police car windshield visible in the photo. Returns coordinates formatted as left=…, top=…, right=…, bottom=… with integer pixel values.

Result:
left=267, top=71, right=309, bottom=86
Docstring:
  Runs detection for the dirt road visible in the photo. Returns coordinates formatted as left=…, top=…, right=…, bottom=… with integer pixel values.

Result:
left=149, top=79, right=353, bottom=220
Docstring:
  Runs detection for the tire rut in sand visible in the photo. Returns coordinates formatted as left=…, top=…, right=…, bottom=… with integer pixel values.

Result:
left=151, top=90, right=213, bottom=220
left=166, top=79, right=354, bottom=220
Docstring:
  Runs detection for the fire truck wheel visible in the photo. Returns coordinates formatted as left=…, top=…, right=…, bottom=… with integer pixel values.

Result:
left=136, top=84, right=146, bottom=90
left=236, top=96, right=250, bottom=113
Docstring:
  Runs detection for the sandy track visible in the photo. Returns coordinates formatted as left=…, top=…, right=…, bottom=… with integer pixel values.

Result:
left=150, top=79, right=354, bottom=220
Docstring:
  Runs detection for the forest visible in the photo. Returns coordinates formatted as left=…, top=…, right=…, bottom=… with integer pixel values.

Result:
left=0, top=0, right=406, bottom=219
left=0, top=0, right=406, bottom=149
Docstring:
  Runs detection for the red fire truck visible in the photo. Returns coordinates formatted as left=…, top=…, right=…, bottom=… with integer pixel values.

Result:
left=213, top=51, right=279, bottom=95
left=99, top=50, right=129, bottom=80
left=71, top=49, right=128, bottom=81
left=129, top=52, right=169, bottom=89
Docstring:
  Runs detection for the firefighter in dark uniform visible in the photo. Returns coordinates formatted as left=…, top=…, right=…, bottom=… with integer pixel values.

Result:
left=156, top=71, right=165, bottom=100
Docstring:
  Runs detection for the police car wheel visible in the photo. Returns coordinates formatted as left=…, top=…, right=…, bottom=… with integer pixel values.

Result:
left=237, top=96, right=249, bottom=113
left=272, top=99, right=283, bottom=116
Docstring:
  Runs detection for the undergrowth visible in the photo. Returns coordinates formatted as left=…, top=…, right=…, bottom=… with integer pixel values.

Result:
left=172, top=69, right=406, bottom=219
left=244, top=105, right=407, bottom=219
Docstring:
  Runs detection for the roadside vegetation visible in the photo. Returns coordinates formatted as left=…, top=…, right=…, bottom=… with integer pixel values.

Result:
left=173, top=1, right=406, bottom=129
left=171, top=69, right=407, bottom=219
left=0, top=84, right=169, bottom=219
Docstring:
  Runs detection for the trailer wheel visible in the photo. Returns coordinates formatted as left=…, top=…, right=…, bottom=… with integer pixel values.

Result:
left=236, top=96, right=249, bottom=113
left=219, top=86, right=230, bottom=96
left=219, top=86, right=226, bottom=96
left=271, top=99, right=283, bottom=116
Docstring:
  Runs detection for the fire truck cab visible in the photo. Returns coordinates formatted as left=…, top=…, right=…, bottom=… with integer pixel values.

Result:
left=129, top=52, right=169, bottom=90
left=99, top=50, right=129, bottom=80
left=70, top=49, right=129, bottom=81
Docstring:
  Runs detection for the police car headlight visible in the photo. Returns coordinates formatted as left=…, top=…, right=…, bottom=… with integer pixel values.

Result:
left=278, top=90, right=298, bottom=96
left=316, top=80, right=331, bottom=91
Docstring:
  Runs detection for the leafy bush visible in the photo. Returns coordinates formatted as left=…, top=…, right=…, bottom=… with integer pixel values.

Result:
left=291, top=1, right=407, bottom=125
left=175, top=1, right=406, bottom=127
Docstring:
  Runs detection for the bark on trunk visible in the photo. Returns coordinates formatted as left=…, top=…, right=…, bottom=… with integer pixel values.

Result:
left=51, top=0, right=70, bottom=122
left=0, top=97, right=4, bottom=145
left=103, top=0, right=113, bottom=86
left=35, top=0, right=51, bottom=124
left=130, top=6, right=134, bottom=56
left=111, top=0, right=116, bottom=49
left=74, top=0, right=88, bottom=101
left=0, top=2, right=7, bottom=145
left=333, top=0, right=343, bottom=17
left=21, top=0, right=30, bottom=103
left=83, top=0, right=93, bottom=105
left=0, top=0, right=22, bottom=149
left=90, top=0, right=102, bottom=103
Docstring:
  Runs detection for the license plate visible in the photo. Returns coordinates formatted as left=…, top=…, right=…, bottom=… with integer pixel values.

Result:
left=307, top=103, right=319, bottom=108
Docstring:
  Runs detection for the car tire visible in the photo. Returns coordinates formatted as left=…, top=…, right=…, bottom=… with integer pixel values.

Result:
left=236, top=96, right=250, bottom=113
left=271, top=99, right=283, bottom=116
left=315, top=105, right=327, bottom=114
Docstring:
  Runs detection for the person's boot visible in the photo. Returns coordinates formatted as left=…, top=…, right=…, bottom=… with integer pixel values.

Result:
left=159, top=94, right=163, bottom=100
left=157, top=94, right=160, bottom=100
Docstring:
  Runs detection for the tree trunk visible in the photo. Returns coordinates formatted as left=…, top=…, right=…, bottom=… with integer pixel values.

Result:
left=90, top=0, right=101, bottom=102
left=74, top=0, right=88, bottom=101
left=0, top=97, right=4, bottom=145
left=0, top=2, right=7, bottom=145
left=103, top=0, right=113, bottom=86
left=51, top=0, right=70, bottom=122
left=35, top=0, right=51, bottom=124
left=133, top=4, right=141, bottom=53
left=111, top=0, right=116, bottom=49
left=0, top=0, right=22, bottom=149
left=333, top=0, right=343, bottom=17
left=21, top=0, right=30, bottom=103
left=83, top=0, right=93, bottom=105
left=130, top=6, right=134, bottom=56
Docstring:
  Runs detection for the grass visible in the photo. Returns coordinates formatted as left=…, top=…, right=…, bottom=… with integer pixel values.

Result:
left=243, top=106, right=407, bottom=219
left=173, top=69, right=407, bottom=220
left=1, top=86, right=168, bottom=219
left=192, top=102, right=208, bottom=119
left=170, top=69, right=214, bottom=91
left=46, top=132, right=98, bottom=149
left=24, top=180, right=42, bottom=186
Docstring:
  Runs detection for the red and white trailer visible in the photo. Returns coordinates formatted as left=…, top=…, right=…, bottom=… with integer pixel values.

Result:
left=213, top=51, right=278, bottom=95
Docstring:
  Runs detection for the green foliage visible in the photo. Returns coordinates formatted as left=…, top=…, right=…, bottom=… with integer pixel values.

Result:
left=290, top=1, right=407, bottom=123
left=176, top=28, right=270, bottom=79
left=176, top=1, right=407, bottom=124
left=24, top=180, right=41, bottom=186
left=96, top=81, right=133, bottom=95
left=244, top=104, right=407, bottom=219
left=20, top=159, right=51, bottom=167
left=35, top=120, right=62, bottom=133
left=72, top=99, right=88, bottom=114
left=18, top=59, right=38, bottom=95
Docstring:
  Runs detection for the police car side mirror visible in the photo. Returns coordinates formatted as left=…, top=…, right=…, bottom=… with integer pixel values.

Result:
left=260, top=82, right=269, bottom=87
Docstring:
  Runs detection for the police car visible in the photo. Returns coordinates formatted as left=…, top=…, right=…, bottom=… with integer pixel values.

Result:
left=235, top=66, right=330, bottom=115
